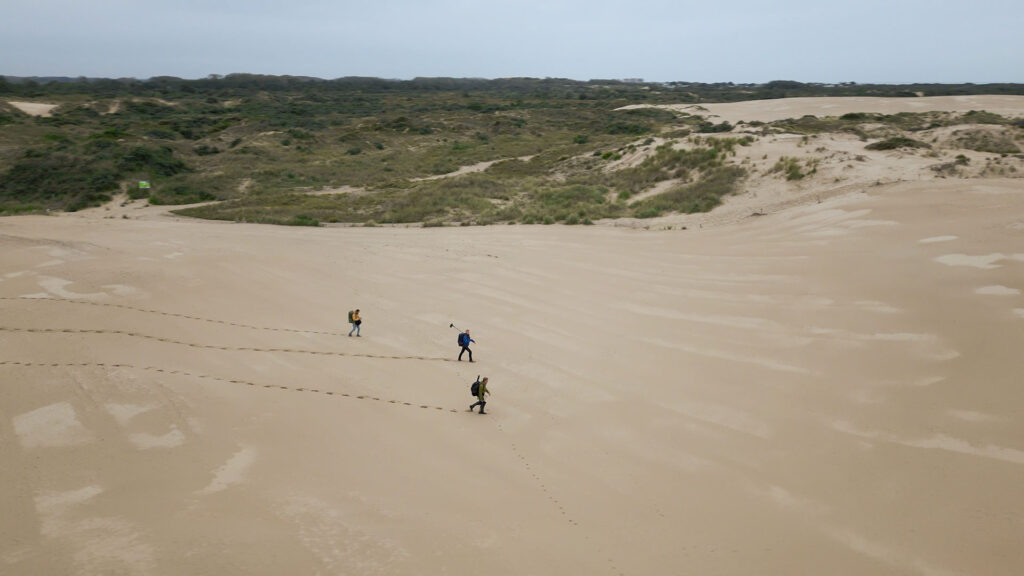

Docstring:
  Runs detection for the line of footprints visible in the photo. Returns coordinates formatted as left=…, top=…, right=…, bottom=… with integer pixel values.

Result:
left=0, top=297, right=350, bottom=337
left=0, top=360, right=459, bottom=413
left=0, top=326, right=455, bottom=363
left=2, top=297, right=619, bottom=559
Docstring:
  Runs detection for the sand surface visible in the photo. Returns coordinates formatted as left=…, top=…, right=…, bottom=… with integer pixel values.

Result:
left=5, top=101, right=60, bottom=117
left=3, top=99, right=1024, bottom=575
left=623, top=95, right=1024, bottom=124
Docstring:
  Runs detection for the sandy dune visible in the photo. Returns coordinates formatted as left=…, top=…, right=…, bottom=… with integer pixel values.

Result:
left=622, top=94, right=1024, bottom=124
left=5, top=101, right=60, bottom=117
left=2, top=98, right=1024, bottom=575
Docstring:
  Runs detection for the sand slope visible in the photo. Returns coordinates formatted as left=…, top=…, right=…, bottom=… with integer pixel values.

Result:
left=623, top=95, right=1024, bottom=124
left=2, top=100, right=1024, bottom=575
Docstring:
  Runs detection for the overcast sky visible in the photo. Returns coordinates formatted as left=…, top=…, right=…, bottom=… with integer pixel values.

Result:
left=1, top=0, right=1021, bottom=83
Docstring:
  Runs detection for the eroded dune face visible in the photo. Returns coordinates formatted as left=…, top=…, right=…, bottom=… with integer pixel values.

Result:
left=2, top=98, right=1023, bottom=575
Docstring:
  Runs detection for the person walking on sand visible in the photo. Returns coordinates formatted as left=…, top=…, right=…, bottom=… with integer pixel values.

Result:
left=348, top=309, right=362, bottom=337
left=469, top=376, right=490, bottom=414
left=457, top=329, right=475, bottom=362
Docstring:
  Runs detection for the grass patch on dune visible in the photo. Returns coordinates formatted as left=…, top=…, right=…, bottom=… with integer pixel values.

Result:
left=865, top=137, right=931, bottom=151
left=630, top=165, right=745, bottom=218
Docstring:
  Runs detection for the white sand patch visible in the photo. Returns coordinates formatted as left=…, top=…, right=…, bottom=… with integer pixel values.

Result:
left=926, top=349, right=962, bottom=361
left=35, top=276, right=106, bottom=299
left=831, top=420, right=1024, bottom=464
left=13, top=402, right=94, bottom=449
left=129, top=426, right=185, bottom=449
left=163, top=252, right=184, bottom=259
left=855, top=300, right=901, bottom=314
left=755, top=484, right=829, bottom=516
left=104, top=403, right=155, bottom=426
left=947, top=410, right=1000, bottom=423
left=34, top=486, right=104, bottom=517
left=933, top=253, right=1007, bottom=269
left=200, top=446, right=258, bottom=495
left=810, top=327, right=936, bottom=342
left=5, top=271, right=27, bottom=278
left=975, top=285, right=1020, bottom=296
left=620, top=302, right=774, bottom=330
left=911, top=376, right=947, bottom=387
left=278, top=495, right=410, bottom=572
left=846, top=219, right=898, bottom=229
left=643, top=336, right=810, bottom=374
left=824, top=527, right=958, bottom=576
left=666, top=401, right=772, bottom=438
left=35, top=487, right=157, bottom=575
left=35, top=259, right=65, bottom=268
left=102, top=284, right=139, bottom=296
left=8, top=101, right=59, bottom=116
left=412, top=155, right=533, bottom=181
left=919, top=235, right=958, bottom=244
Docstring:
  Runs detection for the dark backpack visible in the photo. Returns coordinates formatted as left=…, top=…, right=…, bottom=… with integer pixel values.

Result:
left=458, top=333, right=469, bottom=346
left=347, top=310, right=354, bottom=323
left=470, top=379, right=480, bottom=396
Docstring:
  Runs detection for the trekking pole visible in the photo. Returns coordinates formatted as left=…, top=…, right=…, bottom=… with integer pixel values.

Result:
left=449, top=322, right=462, bottom=332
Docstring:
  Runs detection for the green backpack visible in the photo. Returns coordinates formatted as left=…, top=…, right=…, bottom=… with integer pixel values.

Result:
left=347, top=310, right=354, bottom=323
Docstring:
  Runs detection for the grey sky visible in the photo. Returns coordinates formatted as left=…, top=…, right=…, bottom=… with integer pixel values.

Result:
left=1, top=0, right=1021, bottom=83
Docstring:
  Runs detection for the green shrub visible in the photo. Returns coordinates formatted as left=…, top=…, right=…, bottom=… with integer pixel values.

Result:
left=865, top=137, right=930, bottom=150
left=148, top=183, right=217, bottom=205
left=118, top=146, right=189, bottom=176
left=0, top=150, right=120, bottom=211
left=287, top=214, right=320, bottom=226
left=697, top=121, right=733, bottom=133
left=193, top=144, right=221, bottom=156
left=770, top=156, right=807, bottom=180
left=146, top=129, right=178, bottom=140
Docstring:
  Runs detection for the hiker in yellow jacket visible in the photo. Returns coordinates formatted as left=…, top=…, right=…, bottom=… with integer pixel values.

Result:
left=348, top=309, right=361, bottom=337
left=469, top=377, right=489, bottom=414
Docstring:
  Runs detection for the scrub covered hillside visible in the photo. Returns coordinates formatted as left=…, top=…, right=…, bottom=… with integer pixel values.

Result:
left=2, top=76, right=1023, bottom=225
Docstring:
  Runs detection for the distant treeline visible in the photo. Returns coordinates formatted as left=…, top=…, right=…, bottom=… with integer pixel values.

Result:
left=3, top=74, right=1024, bottom=103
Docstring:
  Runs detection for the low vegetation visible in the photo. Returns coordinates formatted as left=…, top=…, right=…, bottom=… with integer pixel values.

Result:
left=1, top=76, right=1022, bottom=224
left=865, top=137, right=931, bottom=151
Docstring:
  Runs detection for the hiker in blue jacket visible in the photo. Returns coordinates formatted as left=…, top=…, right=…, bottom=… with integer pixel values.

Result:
left=457, top=329, right=475, bottom=362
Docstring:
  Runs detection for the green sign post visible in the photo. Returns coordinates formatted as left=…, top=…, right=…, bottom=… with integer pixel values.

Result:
left=138, top=181, right=151, bottom=190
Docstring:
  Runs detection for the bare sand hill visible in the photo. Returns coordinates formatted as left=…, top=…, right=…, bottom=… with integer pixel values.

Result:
left=2, top=98, right=1024, bottom=576
left=623, top=95, right=1024, bottom=124
left=5, top=101, right=60, bottom=117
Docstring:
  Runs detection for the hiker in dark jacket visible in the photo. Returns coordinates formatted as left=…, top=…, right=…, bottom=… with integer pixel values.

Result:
left=469, top=377, right=489, bottom=414
left=457, top=329, right=475, bottom=362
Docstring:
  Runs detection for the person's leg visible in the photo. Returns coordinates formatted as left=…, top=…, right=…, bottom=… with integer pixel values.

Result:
left=459, top=346, right=467, bottom=361
left=470, top=400, right=480, bottom=411
left=477, top=401, right=486, bottom=414
left=355, top=323, right=361, bottom=336
left=467, top=347, right=473, bottom=362
left=349, top=323, right=356, bottom=336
